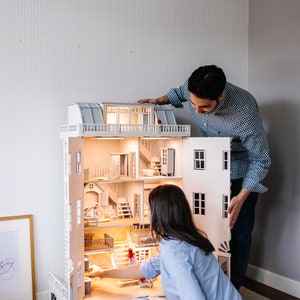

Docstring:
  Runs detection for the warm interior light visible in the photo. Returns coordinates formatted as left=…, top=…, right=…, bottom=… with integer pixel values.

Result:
left=95, top=137, right=125, bottom=140
left=142, top=137, right=170, bottom=140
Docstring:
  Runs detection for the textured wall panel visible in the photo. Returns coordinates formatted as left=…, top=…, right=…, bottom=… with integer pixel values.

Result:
left=0, top=1, right=248, bottom=298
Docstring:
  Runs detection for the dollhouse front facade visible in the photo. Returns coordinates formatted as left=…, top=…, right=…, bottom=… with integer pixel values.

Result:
left=50, top=102, right=231, bottom=300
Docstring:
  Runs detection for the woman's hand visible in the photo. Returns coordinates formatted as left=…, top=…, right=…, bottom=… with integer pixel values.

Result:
left=85, top=264, right=103, bottom=278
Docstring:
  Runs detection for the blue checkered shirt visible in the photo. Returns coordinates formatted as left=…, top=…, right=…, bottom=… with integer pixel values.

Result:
left=167, top=81, right=271, bottom=193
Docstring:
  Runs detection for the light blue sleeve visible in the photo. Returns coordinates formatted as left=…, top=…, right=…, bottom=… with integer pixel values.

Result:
left=162, top=250, right=207, bottom=300
left=140, top=254, right=161, bottom=280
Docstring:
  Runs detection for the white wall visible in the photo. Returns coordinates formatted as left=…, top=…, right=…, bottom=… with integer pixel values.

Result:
left=0, top=1, right=248, bottom=299
left=248, top=0, right=300, bottom=297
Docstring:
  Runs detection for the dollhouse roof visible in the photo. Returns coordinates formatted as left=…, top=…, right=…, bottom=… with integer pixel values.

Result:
left=60, top=102, right=191, bottom=138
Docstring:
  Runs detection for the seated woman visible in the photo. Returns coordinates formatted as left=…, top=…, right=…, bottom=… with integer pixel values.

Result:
left=148, top=184, right=241, bottom=300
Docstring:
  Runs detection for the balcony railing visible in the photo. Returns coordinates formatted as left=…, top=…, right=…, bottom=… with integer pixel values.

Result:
left=60, top=123, right=191, bottom=137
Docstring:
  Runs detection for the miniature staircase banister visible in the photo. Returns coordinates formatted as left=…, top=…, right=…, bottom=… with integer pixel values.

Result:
left=139, top=139, right=152, bottom=163
left=98, top=183, right=118, bottom=204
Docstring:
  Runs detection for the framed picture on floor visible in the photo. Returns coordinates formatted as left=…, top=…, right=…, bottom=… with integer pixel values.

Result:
left=0, top=214, right=36, bottom=300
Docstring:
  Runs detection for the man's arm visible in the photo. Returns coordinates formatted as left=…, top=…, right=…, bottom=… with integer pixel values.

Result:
left=137, top=95, right=169, bottom=105
left=137, top=80, right=189, bottom=108
left=228, top=107, right=270, bottom=229
left=227, top=188, right=251, bottom=229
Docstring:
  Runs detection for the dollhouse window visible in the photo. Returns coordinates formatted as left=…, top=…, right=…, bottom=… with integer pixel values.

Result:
left=223, top=151, right=229, bottom=170
left=118, top=106, right=130, bottom=124
left=222, top=195, right=229, bottom=218
left=76, top=151, right=81, bottom=174
left=106, top=106, right=117, bottom=124
left=141, top=107, right=150, bottom=124
left=131, top=107, right=140, bottom=124
left=194, top=150, right=206, bottom=170
left=105, top=105, right=152, bottom=125
left=193, top=192, right=205, bottom=215
left=218, top=255, right=230, bottom=276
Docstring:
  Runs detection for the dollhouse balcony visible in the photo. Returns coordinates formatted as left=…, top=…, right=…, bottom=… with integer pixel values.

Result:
left=60, top=102, right=191, bottom=138
left=84, top=233, right=114, bottom=254
left=59, top=123, right=191, bottom=138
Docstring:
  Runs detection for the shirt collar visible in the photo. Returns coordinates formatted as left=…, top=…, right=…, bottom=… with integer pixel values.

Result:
left=210, top=83, right=229, bottom=115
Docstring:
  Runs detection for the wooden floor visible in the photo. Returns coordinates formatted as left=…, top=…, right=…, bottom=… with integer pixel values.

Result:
left=243, top=277, right=299, bottom=300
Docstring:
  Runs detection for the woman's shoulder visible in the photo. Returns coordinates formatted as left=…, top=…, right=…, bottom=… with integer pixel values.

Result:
left=160, top=239, right=207, bottom=257
left=160, top=238, right=189, bottom=248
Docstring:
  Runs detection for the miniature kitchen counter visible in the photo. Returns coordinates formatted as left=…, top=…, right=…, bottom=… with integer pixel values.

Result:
left=84, top=276, right=164, bottom=299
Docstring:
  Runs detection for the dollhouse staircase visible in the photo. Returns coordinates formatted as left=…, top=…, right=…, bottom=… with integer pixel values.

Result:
left=139, top=139, right=152, bottom=164
left=112, top=241, right=130, bottom=267
left=112, top=239, right=152, bottom=267
left=117, top=197, right=133, bottom=218
left=98, top=183, right=118, bottom=203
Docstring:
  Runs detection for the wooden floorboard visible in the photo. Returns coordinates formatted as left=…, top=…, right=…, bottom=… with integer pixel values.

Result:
left=243, top=277, right=299, bottom=300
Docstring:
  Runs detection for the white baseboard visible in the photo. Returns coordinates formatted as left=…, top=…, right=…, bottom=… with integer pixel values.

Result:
left=246, top=264, right=300, bottom=298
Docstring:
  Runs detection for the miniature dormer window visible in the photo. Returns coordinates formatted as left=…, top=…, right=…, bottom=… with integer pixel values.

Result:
left=154, top=106, right=177, bottom=125
left=194, top=150, right=206, bottom=170
left=193, top=192, right=206, bottom=215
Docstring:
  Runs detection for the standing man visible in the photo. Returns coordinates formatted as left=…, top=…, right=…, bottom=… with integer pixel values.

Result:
left=138, top=65, right=271, bottom=290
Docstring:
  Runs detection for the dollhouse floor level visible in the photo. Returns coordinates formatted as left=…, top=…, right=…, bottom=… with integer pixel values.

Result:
left=84, top=277, right=164, bottom=300
left=59, top=123, right=191, bottom=138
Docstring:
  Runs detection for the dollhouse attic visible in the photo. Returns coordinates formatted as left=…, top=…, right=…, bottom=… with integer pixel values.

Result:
left=60, top=102, right=191, bottom=138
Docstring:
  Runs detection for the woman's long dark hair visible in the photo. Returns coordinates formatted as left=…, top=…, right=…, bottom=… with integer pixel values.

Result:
left=149, top=184, right=214, bottom=254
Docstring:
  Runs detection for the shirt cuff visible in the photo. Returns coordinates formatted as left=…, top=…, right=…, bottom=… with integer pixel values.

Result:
left=140, top=257, right=160, bottom=280
left=242, top=178, right=268, bottom=193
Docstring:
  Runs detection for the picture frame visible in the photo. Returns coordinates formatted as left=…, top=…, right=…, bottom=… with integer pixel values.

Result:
left=0, top=214, right=36, bottom=300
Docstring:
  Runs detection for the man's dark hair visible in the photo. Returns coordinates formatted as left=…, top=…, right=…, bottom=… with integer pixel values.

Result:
left=188, top=65, right=226, bottom=100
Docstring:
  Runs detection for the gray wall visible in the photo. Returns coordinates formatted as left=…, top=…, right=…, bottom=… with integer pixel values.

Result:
left=248, top=0, right=300, bottom=295
left=1, top=0, right=299, bottom=298
left=0, top=1, right=248, bottom=299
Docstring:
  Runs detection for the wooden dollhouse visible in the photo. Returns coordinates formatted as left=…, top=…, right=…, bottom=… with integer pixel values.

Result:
left=50, top=102, right=231, bottom=300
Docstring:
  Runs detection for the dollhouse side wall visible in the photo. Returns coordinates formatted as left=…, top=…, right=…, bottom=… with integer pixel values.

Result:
left=182, top=137, right=231, bottom=252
